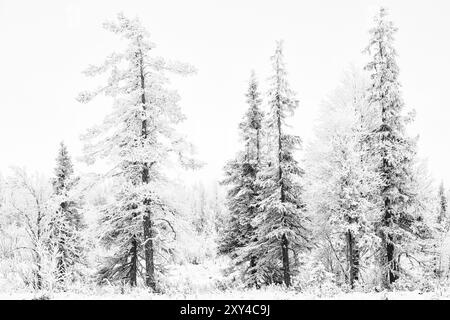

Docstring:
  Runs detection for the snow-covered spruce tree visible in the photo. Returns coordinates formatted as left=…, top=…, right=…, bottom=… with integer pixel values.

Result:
left=220, top=71, right=264, bottom=286
left=365, top=8, right=429, bottom=287
left=433, top=181, right=449, bottom=280
left=438, top=182, right=448, bottom=225
left=48, top=142, right=85, bottom=285
left=305, top=68, right=381, bottom=288
left=77, top=13, right=197, bottom=289
left=251, top=41, right=310, bottom=287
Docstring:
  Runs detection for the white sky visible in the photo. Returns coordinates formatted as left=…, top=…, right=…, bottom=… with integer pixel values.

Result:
left=0, top=0, right=449, bottom=187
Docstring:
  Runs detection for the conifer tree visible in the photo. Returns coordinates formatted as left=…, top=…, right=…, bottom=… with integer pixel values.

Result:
left=251, top=42, right=310, bottom=287
left=221, top=71, right=264, bottom=286
left=77, top=13, right=198, bottom=289
left=438, top=182, right=448, bottom=225
left=433, top=181, right=449, bottom=279
left=49, top=142, right=84, bottom=284
left=365, top=8, right=423, bottom=287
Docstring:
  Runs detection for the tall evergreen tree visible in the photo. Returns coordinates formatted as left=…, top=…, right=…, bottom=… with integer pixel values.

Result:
left=433, top=181, right=449, bottom=279
left=221, top=71, right=264, bottom=286
left=251, top=41, right=310, bottom=287
left=49, top=142, right=84, bottom=284
left=438, top=182, right=448, bottom=225
left=77, top=13, right=198, bottom=289
left=365, top=8, right=422, bottom=287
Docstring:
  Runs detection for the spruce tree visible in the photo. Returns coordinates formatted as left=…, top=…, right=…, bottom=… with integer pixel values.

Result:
left=365, top=8, right=421, bottom=287
left=251, top=41, right=310, bottom=287
left=77, top=13, right=198, bottom=289
left=221, top=71, right=264, bottom=286
left=438, top=182, right=448, bottom=225
left=433, top=181, right=449, bottom=279
left=49, top=142, right=84, bottom=284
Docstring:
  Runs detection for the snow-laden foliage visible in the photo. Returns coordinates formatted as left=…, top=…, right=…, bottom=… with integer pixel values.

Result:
left=184, top=181, right=224, bottom=264
left=220, top=71, right=264, bottom=286
left=47, top=143, right=86, bottom=286
left=0, top=8, right=448, bottom=299
left=0, top=156, right=88, bottom=293
left=248, top=41, right=311, bottom=287
left=364, top=7, right=432, bottom=287
left=77, top=13, right=199, bottom=289
left=97, top=182, right=176, bottom=286
left=3, top=169, right=54, bottom=290
left=304, top=68, right=381, bottom=288
left=438, top=182, right=448, bottom=226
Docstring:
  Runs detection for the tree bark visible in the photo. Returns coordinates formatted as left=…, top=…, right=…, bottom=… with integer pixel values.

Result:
left=276, top=95, right=291, bottom=287
left=386, top=233, right=399, bottom=284
left=35, top=253, right=42, bottom=290
left=346, top=230, right=359, bottom=288
left=35, top=208, right=43, bottom=290
left=137, top=42, right=157, bottom=291
left=143, top=211, right=156, bottom=289
left=129, top=237, right=138, bottom=287
left=247, top=124, right=261, bottom=288
left=281, top=234, right=291, bottom=287
left=256, top=127, right=260, bottom=165
left=382, top=197, right=399, bottom=286
left=249, top=254, right=259, bottom=288
left=376, top=37, right=399, bottom=287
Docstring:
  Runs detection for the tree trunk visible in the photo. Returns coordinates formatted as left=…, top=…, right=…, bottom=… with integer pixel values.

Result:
left=249, top=254, right=258, bottom=288
left=137, top=42, right=156, bottom=291
left=346, top=230, right=359, bottom=288
left=248, top=125, right=261, bottom=288
left=386, top=234, right=399, bottom=284
left=143, top=211, right=156, bottom=290
left=256, top=128, right=260, bottom=164
left=281, top=234, right=291, bottom=287
left=56, top=222, right=67, bottom=283
left=276, top=84, right=291, bottom=287
left=381, top=197, right=399, bottom=286
left=129, top=237, right=138, bottom=287
left=35, top=253, right=42, bottom=290
left=377, top=39, right=399, bottom=287
left=56, top=248, right=66, bottom=283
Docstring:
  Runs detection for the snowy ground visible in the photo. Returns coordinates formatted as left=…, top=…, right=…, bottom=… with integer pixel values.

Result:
left=1, top=258, right=450, bottom=300
left=1, top=289, right=449, bottom=300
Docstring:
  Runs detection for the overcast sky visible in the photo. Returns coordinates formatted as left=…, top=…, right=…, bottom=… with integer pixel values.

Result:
left=0, top=0, right=449, bottom=187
